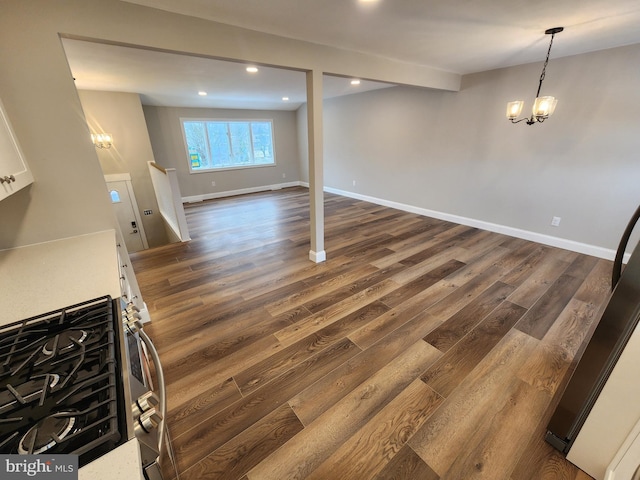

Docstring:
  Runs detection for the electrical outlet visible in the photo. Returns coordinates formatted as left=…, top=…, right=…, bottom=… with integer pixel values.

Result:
left=143, top=209, right=153, bottom=216
left=211, top=181, right=216, bottom=186
left=551, top=216, right=561, bottom=227
left=352, top=180, right=356, bottom=186
left=282, top=173, right=286, bottom=179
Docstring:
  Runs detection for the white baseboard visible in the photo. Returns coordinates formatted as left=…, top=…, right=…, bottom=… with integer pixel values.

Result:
left=182, top=182, right=625, bottom=262
left=309, top=249, right=326, bottom=263
left=323, top=186, right=623, bottom=262
left=182, top=181, right=304, bottom=203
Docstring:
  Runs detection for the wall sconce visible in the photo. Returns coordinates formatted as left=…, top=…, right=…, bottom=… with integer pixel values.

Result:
left=507, top=27, right=563, bottom=125
left=91, top=133, right=113, bottom=149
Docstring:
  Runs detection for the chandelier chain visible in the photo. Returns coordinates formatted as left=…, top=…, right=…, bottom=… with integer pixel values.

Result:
left=536, top=32, right=556, bottom=98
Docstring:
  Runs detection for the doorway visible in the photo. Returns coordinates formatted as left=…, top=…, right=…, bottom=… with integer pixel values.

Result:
left=105, top=173, right=149, bottom=252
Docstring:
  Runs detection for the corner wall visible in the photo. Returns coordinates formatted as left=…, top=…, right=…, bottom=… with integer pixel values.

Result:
left=143, top=105, right=301, bottom=198
left=319, top=43, right=640, bottom=254
left=77, top=90, right=168, bottom=247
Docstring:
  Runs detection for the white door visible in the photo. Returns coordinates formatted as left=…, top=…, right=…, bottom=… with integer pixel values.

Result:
left=106, top=179, right=147, bottom=253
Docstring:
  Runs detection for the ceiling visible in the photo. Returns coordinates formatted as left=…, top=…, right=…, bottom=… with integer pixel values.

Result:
left=64, top=0, right=640, bottom=110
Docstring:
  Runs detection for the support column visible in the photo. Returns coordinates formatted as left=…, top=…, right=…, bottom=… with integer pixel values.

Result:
left=306, top=69, right=326, bottom=263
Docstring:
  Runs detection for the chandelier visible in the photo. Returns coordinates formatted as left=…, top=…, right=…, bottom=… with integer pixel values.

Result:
left=506, top=27, right=563, bottom=125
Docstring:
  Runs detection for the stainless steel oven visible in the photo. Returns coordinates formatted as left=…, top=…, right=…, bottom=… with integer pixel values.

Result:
left=119, top=301, right=177, bottom=480
left=0, top=296, right=176, bottom=480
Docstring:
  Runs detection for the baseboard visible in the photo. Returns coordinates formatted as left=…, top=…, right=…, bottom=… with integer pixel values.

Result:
left=309, top=249, right=326, bottom=263
left=182, top=181, right=304, bottom=203
left=323, top=186, right=623, bottom=262
left=183, top=182, right=625, bottom=262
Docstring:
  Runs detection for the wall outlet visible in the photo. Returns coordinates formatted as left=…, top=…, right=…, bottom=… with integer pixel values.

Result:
left=352, top=180, right=356, bottom=186
left=211, top=181, right=216, bottom=186
left=143, top=209, right=153, bottom=216
left=282, top=173, right=286, bottom=178
left=551, top=216, right=561, bottom=227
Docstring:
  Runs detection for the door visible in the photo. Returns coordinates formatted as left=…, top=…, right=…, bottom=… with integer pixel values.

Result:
left=106, top=178, right=148, bottom=253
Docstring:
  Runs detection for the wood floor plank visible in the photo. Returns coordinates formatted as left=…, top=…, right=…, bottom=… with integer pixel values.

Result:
left=168, top=377, right=242, bottom=440
left=129, top=188, right=606, bottom=480
left=292, top=309, right=444, bottom=426
left=234, top=301, right=389, bottom=395
left=515, top=273, right=587, bottom=340
left=373, top=444, right=440, bottom=480
left=305, top=379, right=443, bottom=480
left=441, top=378, right=550, bottom=480
left=424, top=281, right=516, bottom=353
left=408, top=330, right=538, bottom=475
left=247, top=340, right=441, bottom=480
left=421, top=300, right=527, bottom=398
left=273, top=277, right=402, bottom=347
left=173, top=338, right=361, bottom=471
left=179, top=404, right=304, bottom=480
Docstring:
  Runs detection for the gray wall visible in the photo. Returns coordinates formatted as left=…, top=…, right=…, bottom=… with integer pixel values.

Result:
left=312, top=44, right=640, bottom=253
left=143, top=106, right=301, bottom=198
left=77, top=90, right=168, bottom=247
left=0, top=0, right=449, bottom=251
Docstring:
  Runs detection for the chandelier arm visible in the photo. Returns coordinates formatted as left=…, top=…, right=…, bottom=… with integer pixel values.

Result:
left=509, top=117, right=533, bottom=124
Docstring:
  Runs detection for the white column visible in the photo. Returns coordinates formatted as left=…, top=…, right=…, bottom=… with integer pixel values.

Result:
left=306, top=69, right=326, bottom=263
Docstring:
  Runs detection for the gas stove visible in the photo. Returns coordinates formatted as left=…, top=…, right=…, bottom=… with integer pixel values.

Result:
left=0, top=296, right=126, bottom=467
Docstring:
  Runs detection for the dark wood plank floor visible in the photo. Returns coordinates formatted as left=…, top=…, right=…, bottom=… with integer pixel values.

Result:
left=130, top=187, right=611, bottom=480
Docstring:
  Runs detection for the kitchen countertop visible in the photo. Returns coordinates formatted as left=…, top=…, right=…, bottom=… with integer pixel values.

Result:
left=1, top=230, right=144, bottom=480
left=0, top=230, right=121, bottom=326
left=79, top=439, right=144, bottom=480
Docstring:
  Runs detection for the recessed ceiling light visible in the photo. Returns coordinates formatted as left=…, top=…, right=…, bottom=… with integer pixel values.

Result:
left=351, top=79, right=361, bottom=85
left=246, top=66, right=259, bottom=73
left=198, top=91, right=207, bottom=96
left=282, top=97, right=290, bottom=101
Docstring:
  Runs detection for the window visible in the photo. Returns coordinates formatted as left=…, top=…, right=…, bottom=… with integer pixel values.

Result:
left=181, top=119, right=275, bottom=172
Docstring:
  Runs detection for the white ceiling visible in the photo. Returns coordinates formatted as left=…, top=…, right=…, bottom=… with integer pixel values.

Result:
left=62, top=39, right=393, bottom=111
left=64, top=0, right=640, bottom=110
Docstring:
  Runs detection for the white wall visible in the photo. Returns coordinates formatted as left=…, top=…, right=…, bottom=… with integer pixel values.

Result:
left=78, top=90, right=168, bottom=247
left=143, top=106, right=301, bottom=198
left=314, top=44, right=640, bottom=254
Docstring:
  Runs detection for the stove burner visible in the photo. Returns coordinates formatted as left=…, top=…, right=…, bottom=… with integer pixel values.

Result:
left=17, top=411, right=77, bottom=455
left=42, top=330, right=87, bottom=356
left=0, top=374, right=60, bottom=412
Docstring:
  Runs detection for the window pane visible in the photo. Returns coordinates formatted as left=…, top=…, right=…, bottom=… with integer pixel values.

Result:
left=251, top=122, right=273, bottom=164
left=229, top=122, right=251, bottom=163
left=182, top=119, right=275, bottom=172
left=206, top=122, right=231, bottom=167
left=183, top=121, right=209, bottom=170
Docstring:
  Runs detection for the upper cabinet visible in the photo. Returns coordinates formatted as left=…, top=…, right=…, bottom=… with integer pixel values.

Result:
left=0, top=98, right=33, bottom=201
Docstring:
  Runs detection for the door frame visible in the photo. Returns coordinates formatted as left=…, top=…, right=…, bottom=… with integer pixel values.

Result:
left=104, top=173, right=149, bottom=250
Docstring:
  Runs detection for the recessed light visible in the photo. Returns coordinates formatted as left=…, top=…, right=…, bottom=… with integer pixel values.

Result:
left=282, top=97, right=290, bottom=101
left=246, top=66, right=259, bottom=73
left=351, top=79, right=361, bottom=85
left=198, top=91, right=207, bottom=96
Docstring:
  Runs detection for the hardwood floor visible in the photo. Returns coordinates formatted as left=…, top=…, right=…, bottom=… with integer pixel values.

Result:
left=130, top=187, right=612, bottom=480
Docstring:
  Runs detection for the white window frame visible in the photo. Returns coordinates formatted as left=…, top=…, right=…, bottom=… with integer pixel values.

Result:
left=180, top=118, right=277, bottom=173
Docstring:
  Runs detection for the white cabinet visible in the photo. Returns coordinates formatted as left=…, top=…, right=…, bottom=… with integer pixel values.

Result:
left=0, top=98, right=33, bottom=201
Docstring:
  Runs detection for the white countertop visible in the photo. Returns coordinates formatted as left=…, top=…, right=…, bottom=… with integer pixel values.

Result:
left=1, top=230, right=144, bottom=480
left=79, top=439, right=144, bottom=480
left=0, top=230, right=121, bottom=326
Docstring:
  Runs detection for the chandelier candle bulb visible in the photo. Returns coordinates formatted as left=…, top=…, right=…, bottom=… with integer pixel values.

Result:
left=506, top=101, right=524, bottom=120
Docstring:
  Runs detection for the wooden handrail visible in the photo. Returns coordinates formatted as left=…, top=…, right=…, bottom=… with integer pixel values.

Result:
left=149, top=161, right=167, bottom=174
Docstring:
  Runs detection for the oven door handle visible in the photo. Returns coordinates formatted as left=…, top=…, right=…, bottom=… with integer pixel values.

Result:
left=137, top=327, right=166, bottom=462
